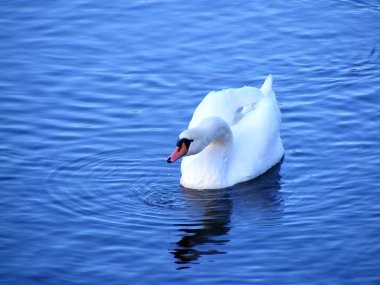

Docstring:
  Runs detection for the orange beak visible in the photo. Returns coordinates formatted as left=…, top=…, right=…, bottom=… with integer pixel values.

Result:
left=167, top=143, right=188, bottom=163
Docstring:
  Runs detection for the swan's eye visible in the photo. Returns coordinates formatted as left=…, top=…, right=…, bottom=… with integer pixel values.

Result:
left=176, top=138, right=193, bottom=151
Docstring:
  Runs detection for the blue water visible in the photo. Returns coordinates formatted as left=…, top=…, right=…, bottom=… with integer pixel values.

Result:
left=1, top=1, right=380, bottom=284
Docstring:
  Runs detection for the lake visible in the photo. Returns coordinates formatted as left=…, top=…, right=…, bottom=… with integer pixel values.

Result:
left=1, top=1, right=380, bottom=284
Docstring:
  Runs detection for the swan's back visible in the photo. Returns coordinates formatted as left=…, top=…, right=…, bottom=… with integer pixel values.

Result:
left=188, top=86, right=263, bottom=129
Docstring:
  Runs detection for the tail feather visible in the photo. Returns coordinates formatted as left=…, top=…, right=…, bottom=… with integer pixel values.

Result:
left=260, top=74, right=275, bottom=97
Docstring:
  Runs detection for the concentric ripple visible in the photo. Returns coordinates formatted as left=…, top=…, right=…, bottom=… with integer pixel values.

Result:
left=44, top=149, right=185, bottom=227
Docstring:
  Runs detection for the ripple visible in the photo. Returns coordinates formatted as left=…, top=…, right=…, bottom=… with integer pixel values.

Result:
left=44, top=149, right=184, bottom=227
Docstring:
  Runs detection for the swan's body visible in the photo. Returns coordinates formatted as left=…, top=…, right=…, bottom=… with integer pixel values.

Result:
left=167, top=75, right=284, bottom=189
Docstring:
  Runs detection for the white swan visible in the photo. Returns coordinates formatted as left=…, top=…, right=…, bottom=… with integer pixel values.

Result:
left=167, top=75, right=284, bottom=189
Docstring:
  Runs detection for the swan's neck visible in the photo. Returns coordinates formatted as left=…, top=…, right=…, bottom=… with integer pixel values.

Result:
left=180, top=117, right=233, bottom=189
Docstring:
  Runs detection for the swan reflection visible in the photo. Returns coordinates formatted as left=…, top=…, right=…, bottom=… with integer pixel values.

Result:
left=172, top=160, right=283, bottom=269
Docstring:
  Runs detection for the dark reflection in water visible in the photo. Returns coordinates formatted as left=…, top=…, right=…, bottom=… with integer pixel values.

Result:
left=172, top=160, right=283, bottom=269
left=173, top=188, right=232, bottom=269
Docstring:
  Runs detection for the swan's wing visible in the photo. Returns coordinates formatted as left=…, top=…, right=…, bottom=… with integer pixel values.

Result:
left=229, top=96, right=284, bottom=185
left=188, top=86, right=263, bottom=128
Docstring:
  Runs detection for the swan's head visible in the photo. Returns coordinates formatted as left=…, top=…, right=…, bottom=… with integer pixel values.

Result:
left=167, top=129, right=208, bottom=163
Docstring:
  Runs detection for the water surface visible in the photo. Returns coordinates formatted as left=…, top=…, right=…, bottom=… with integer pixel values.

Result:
left=1, top=1, right=380, bottom=284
